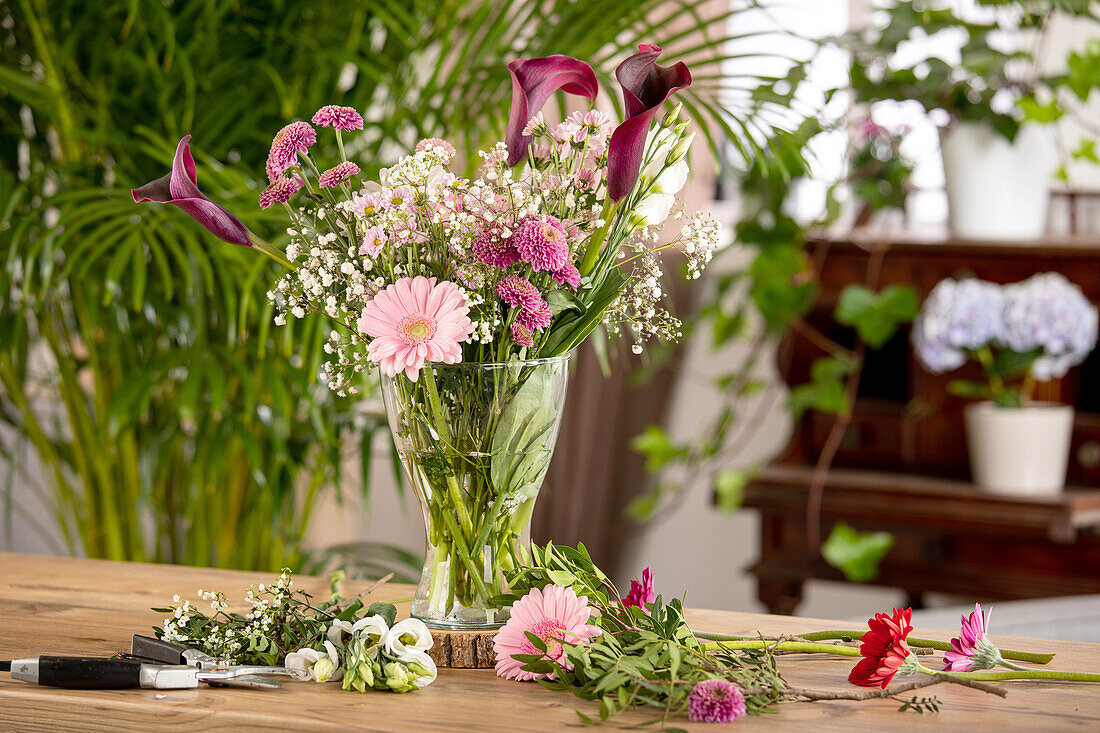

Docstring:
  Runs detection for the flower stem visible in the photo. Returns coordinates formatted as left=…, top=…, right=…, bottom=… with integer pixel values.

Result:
left=919, top=665, right=1100, bottom=683
left=783, top=629, right=1056, bottom=665
left=703, top=640, right=861, bottom=657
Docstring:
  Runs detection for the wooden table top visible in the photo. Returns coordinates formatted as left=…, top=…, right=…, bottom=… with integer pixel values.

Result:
left=2, top=553, right=1099, bottom=731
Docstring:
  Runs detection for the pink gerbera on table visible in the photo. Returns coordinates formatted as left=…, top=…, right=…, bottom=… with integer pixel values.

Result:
left=494, top=585, right=601, bottom=682
left=357, top=276, right=474, bottom=381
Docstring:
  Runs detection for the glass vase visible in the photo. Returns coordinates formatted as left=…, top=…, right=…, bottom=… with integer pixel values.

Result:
left=380, top=356, right=570, bottom=629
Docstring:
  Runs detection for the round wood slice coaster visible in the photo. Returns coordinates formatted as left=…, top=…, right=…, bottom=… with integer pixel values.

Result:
left=428, top=628, right=497, bottom=669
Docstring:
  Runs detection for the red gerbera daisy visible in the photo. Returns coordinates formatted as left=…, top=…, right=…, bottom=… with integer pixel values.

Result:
left=848, top=607, right=914, bottom=688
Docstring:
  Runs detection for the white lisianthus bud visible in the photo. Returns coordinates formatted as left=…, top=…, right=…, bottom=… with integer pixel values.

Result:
left=653, top=160, right=689, bottom=195
left=634, top=193, right=676, bottom=227
left=660, top=101, right=683, bottom=128
left=666, top=132, right=695, bottom=166
left=284, top=640, right=343, bottom=683
left=398, top=649, right=438, bottom=688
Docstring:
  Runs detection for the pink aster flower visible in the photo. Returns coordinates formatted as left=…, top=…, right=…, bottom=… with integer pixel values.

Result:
left=258, top=176, right=303, bottom=209
left=622, top=567, right=654, bottom=609
left=472, top=228, right=520, bottom=269
left=511, top=322, right=534, bottom=348
left=516, top=300, right=551, bottom=332
left=357, top=276, right=474, bottom=382
left=267, top=121, right=317, bottom=174
left=552, top=262, right=581, bottom=290
left=495, top=277, right=542, bottom=311
left=311, top=105, right=364, bottom=132
left=359, top=225, right=386, bottom=257
left=512, top=214, right=570, bottom=272
left=318, top=161, right=360, bottom=188
left=493, top=585, right=601, bottom=682
left=688, top=679, right=746, bottom=723
left=944, top=603, right=1002, bottom=672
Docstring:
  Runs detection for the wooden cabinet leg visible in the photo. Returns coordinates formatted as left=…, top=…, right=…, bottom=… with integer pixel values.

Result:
left=758, top=577, right=804, bottom=615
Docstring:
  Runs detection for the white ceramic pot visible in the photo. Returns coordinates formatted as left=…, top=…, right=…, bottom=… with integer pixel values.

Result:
left=964, top=402, right=1074, bottom=496
left=940, top=121, right=1054, bottom=240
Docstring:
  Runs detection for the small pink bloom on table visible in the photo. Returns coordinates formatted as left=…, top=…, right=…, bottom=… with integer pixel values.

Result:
left=357, top=276, right=474, bottom=382
left=494, top=585, right=601, bottom=681
left=319, top=161, right=360, bottom=188
left=312, top=105, right=364, bottom=132
left=944, top=603, right=1001, bottom=672
left=622, top=567, right=654, bottom=608
left=688, top=679, right=746, bottom=723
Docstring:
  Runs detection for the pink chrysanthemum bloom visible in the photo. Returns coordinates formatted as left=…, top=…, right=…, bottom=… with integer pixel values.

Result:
left=516, top=300, right=551, bottom=332
left=258, top=176, right=303, bottom=209
left=944, top=603, right=1002, bottom=672
left=552, top=262, right=582, bottom=291
left=688, top=679, right=747, bottom=723
left=357, top=276, right=474, bottom=382
left=415, top=138, right=457, bottom=158
left=622, top=567, right=655, bottom=609
left=513, top=215, right=570, bottom=272
left=511, top=322, right=534, bottom=348
left=318, top=161, right=360, bottom=188
left=268, top=121, right=317, bottom=172
left=311, top=105, right=364, bottom=132
left=472, top=229, right=520, bottom=269
left=495, top=277, right=542, bottom=311
left=493, top=585, right=601, bottom=682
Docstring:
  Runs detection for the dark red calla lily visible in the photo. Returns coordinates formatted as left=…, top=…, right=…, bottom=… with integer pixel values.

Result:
left=506, top=55, right=599, bottom=166
left=606, top=44, right=691, bottom=201
left=132, top=135, right=254, bottom=247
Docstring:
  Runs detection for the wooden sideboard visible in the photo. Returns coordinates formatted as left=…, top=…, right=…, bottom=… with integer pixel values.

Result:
left=744, top=229, right=1100, bottom=614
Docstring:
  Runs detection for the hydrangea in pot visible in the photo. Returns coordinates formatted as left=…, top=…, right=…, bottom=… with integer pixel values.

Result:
left=912, top=273, right=1098, bottom=495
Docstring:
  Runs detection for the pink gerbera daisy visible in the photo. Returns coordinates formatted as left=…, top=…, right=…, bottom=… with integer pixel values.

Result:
left=312, top=105, right=364, bottom=132
left=494, top=585, right=601, bottom=682
left=258, top=176, right=303, bottom=209
left=318, top=161, right=360, bottom=188
left=512, top=215, right=570, bottom=272
left=357, top=276, right=474, bottom=382
left=944, top=603, right=1002, bottom=672
left=267, top=121, right=317, bottom=173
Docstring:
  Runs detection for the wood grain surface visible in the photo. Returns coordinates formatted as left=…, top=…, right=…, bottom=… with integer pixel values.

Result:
left=1, top=553, right=1099, bottom=731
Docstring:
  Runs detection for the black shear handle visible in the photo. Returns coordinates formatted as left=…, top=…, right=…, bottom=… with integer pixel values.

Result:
left=38, top=657, right=143, bottom=689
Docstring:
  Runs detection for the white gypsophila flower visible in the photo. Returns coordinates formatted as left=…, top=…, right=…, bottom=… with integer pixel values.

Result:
left=397, top=649, right=438, bottom=687
left=635, top=193, right=675, bottom=227
left=912, top=278, right=1004, bottom=374
left=382, top=618, right=434, bottom=657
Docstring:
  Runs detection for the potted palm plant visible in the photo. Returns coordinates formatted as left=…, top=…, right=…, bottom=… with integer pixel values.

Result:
left=848, top=0, right=1100, bottom=240
left=912, top=273, right=1098, bottom=495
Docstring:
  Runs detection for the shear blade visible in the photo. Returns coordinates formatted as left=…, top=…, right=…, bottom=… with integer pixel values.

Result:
left=206, top=674, right=283, bottom=689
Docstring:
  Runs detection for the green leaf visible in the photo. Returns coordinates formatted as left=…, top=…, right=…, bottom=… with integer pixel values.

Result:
left=990, top=347, right=1043, bottom=379
left=834, top=284, right=918, bottom=349
left=714, top=466, right=756, bottom=514
left=490, top=365, right=559, bottom=498
left=630, top=425, right=685, bottom=474
left=787, top=356, right=856, bottom=419
left=1072, top=139, right=1099, bottom=164
left=748, top=244, right=816, bottom=333
left=946, top=379, right=991, bottom=400
left=1017, top=95, right=1064, bottom=124
left=821, top=522, right=894, bottom=583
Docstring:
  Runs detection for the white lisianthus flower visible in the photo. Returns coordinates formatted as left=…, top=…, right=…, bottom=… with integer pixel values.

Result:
left=635, top=193, right=675, bottom=227
left=641, top=127, right=677, bottom=179
left=284, top=640, right=343, bottom=682
left=350, top=614, right=390, bottom=659
left=382, top=618, right=434, bottom=657
left=326, top=619, right=354, bottom=650
left=398, top=649, right=438, bottom=688
left=652, top=159, right=689, bottom=195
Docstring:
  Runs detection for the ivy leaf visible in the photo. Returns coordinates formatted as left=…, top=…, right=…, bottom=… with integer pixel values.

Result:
left=714, top=466, right=757, bottom=514
left=821, top=522, right=894, bottom=583
left=1017, top=95, right=1064, bottom=123
left=631, top=425, right=686, bottom=473
left=1072, top=139, right=1099, bottom=164
left=787, top=356, right=856, bottom=419
left=1066, top=40, right=1100, bottom=101
left=748, top=244, right=816, bottom=334
left=834, top=284, right=918, bottom=349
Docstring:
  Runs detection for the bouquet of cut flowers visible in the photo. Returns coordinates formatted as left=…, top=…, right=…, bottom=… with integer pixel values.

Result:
left=133, top=46, right=719, bottom=628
